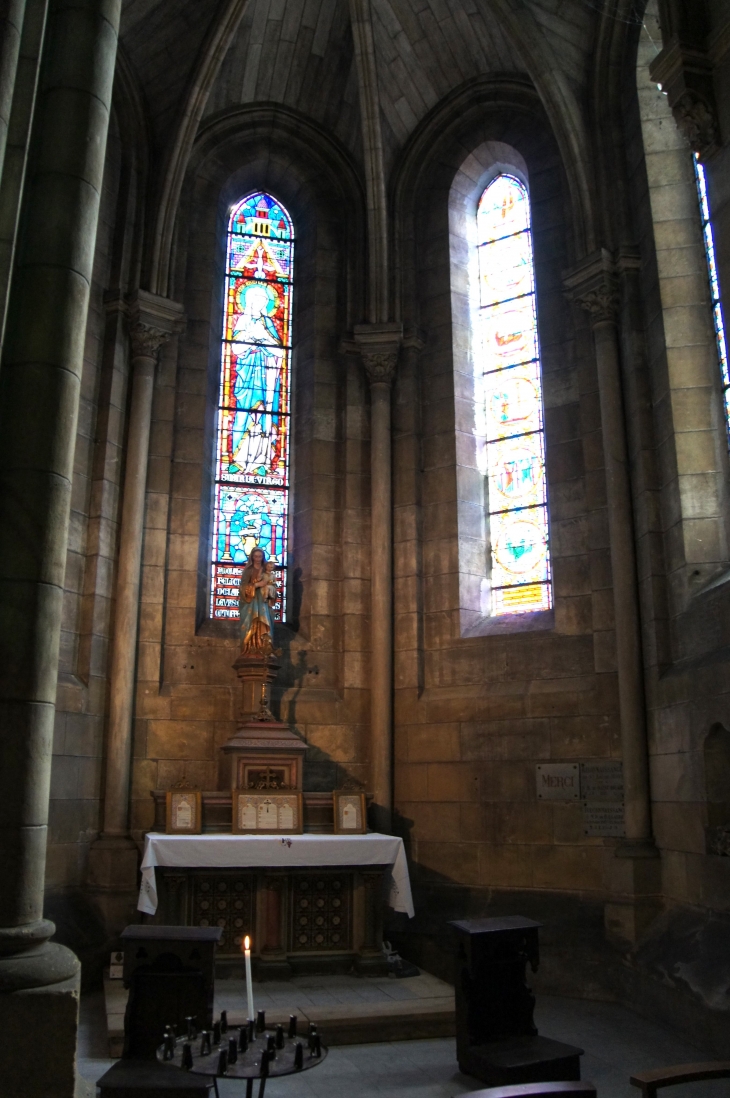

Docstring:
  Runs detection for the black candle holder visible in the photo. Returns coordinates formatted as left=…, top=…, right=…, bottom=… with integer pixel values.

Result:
left=157, top=1016, right=327, bottom=1098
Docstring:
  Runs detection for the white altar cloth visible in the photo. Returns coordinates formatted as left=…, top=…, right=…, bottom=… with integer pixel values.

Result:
left=138, top=832, right=414, bottom=918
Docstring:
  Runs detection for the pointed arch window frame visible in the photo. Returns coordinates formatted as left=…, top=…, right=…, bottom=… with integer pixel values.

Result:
left=209, top=191, right=294, bottom=623
left=475, top=172, right=553, bottom=617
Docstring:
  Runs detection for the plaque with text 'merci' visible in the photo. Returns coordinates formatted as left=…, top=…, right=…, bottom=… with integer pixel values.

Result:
left=232, top=790, right=303, bottom=834
left=535, top=763, right=580, bottom=801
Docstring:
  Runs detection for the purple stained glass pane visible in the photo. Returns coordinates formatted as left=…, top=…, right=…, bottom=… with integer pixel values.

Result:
left=477, top=173, right=552, bottom=616
left=211, top=192, right=294, bottom=620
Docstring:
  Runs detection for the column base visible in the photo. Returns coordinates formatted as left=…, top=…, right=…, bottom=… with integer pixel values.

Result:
left=87, top=835, right=140, bottom=937
left=604, top=841, right=662, bottom=948
left=0, top=945, right=81, bottom=1098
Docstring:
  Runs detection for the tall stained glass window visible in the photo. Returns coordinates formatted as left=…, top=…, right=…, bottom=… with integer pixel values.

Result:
left=477, top=174, right=552, bottom=615
left=693, top=153, right=730, bottom=446
left=210, top=192, right=293, bottom=621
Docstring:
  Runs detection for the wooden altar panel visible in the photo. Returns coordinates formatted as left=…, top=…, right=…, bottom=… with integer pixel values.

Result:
left=150, top=866, right=385, bottom=976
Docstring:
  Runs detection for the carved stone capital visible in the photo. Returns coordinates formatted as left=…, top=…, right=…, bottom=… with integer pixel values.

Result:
left=672, top=91, right=719, bottom=159
left=361, top=349, right=398, bottom=385
left=650, top=38, right=719, bottom=159
left=127, top=289, right=185, bottom=361
left=352, top=322, right=402, bottom=387
left=563, top=249, right=620, bottom=326
left=128, top=320, right=172, bottom=359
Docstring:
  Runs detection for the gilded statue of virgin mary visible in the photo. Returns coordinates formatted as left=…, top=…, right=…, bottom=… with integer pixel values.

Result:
left=238, top=545, right=278, bottom=656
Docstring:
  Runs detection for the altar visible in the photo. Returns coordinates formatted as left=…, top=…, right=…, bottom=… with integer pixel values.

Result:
left=138, top=832, right=413, bottom=976
left=141, top=576, right=415, bottom=976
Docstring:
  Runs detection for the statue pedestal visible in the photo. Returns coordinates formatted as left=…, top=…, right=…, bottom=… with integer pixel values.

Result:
left=220, top=720, right=307, bottom=792
left=232, top=650, right=279, bottom=721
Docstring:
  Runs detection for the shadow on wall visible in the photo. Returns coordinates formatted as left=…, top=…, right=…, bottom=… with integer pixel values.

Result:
left=385, top=860, right=613, bottom=1003
left=44, top=889, right=120, bottom=990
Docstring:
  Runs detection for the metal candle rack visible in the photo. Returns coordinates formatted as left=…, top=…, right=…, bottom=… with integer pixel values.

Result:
left=157, top=1010, right=326, bottom=1098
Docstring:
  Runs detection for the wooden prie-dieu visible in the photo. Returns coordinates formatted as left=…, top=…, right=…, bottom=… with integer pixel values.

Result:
left=146, top=651, right=388, bottom=978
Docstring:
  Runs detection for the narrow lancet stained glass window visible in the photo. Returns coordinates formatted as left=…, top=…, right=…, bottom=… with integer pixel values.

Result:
left=210, top=192, right=293, bottom=620
left=477, top=174, right=552, bottom=615
left=694, top=153, right=730, bottom=445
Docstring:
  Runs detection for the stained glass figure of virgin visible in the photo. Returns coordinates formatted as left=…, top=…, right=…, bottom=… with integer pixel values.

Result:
left=477, top=174, right=552, bottom=615
left=210, top=193, right=293, bottom=620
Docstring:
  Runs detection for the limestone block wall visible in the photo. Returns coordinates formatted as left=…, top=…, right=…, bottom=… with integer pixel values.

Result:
left=391, top=87, right=624, bottom=911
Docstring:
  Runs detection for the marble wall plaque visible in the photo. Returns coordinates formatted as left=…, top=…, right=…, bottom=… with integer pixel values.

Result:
left=583, top=802, right=625, bottom=837
left=580, top=760, right=624, bottom=802
left=535, top=763, right=581, bottom=800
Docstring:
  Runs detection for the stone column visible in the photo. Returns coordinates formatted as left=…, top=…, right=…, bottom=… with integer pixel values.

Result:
left=91, top=292, right=183, bottom=896
left=565, top=251, right=659, bottom=943
left=354, top=323, right=402, bottom=833
left=0, top=1, right=120, bottom=1094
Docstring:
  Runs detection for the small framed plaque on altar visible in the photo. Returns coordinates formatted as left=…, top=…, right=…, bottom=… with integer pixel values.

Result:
left=165, top=790, right=202, bottom=834
left=333, top=791, right=367, bottom=834
left=232, top=790, right=303, bottom=834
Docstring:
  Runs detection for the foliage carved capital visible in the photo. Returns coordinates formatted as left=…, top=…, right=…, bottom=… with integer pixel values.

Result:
left=126, top=290, right=185, bottom=361
left=672, top=92, right=719, bottom=159
left=563, top=250, right=620, bottom=327
left=352, top=322, right=403, bottom=387
left=361, top=350, right=399, bottom=385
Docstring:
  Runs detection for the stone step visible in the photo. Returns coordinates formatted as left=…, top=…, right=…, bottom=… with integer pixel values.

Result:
left=104, top=973, right=456, bottom=1056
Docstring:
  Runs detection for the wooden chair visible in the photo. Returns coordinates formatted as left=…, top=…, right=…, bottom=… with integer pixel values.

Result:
left=630, top=1061, right=730, bottom=1098
left=462, top=1083, right=597, bottom=1098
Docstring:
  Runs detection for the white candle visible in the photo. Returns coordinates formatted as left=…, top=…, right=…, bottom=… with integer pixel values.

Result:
left=244, top=935, right=255, bottom=1022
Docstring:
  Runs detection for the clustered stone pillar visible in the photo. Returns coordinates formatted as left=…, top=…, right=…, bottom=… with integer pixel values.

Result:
left=91, top=292, right=183, bottom=895
left=566, top=252, right=654, bottom=850
left=565, top=251, right=659, bottom=943
left=0, top=0, right=120, bottom=1094
left=354, top=323, right=402, bottom=833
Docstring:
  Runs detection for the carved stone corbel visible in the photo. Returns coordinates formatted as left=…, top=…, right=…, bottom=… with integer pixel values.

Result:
left=353, top=322, right=402, bottom=385
left=563, top=248, right=620, bottom=327
left=672, top=91, right=719, bottom=158
left=650, top=36, right=720, bottom=160
left=127, top=289, right=185, bottom=360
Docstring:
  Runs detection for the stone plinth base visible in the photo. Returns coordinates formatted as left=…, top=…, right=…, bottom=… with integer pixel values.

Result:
left=604, top=842, right=661, bottom=947
left=0, top=961, right=81, bottom=1098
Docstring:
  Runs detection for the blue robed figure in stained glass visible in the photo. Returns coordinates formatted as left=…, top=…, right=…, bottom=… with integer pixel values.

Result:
left=210, top=192, right=293, bottom=622
left=229, top=282, right=283, bottom=477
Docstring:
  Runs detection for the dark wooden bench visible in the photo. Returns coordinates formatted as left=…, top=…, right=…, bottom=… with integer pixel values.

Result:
left=460, top=1083, right=597, bottom=1098
left=630, top=1061, right=730, bottom=1098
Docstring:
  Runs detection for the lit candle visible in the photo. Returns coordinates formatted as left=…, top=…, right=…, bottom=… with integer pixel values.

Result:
left=243, top=935, right=255, bottom=1022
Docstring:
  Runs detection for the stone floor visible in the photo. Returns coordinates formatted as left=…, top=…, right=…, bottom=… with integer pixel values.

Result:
left=79, top=976, right=730, bottom=1098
